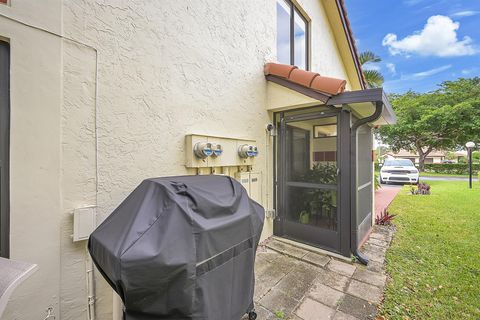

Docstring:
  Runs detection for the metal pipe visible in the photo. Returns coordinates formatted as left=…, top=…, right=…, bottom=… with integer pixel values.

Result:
left=350, top=101, right=384, bottom=265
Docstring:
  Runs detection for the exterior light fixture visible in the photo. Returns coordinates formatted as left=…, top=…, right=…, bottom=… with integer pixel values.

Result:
left=466, top=141, right=476, bottom=189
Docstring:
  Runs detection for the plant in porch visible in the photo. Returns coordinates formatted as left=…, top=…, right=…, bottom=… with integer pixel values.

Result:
left=296, top=163, right=338, bottom=225
left=299, top=210, right=310, bottom=224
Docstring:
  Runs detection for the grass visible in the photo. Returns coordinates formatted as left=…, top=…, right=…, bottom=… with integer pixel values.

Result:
left=420, top=172, right=472, bottom=178
left=380, top=181, right=480, bottom=319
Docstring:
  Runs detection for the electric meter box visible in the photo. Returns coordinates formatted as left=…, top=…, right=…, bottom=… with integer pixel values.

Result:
left=235, top=172, right=262, bottom=204
left=185, top=134, right=256, bottom=168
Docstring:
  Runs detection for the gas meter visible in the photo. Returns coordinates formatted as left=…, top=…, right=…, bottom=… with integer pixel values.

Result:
left=238, top=144, right=258, bottom=158
left=193, top=142, right=213, bottom=159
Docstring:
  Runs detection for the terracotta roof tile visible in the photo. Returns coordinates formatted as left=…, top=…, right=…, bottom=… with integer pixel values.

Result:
left=311, top=75, right=346, bottom=95
left=289, top=69, right=319, bottom=87
left=263, top=63, right=297, bottom=79
left=264, top=62, right=346, bottom=96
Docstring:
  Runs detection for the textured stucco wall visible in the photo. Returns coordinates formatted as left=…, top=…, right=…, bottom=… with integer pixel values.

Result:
left=0, top=0, right=63, bottom=318
left=1, top=0, right=357, bottom=319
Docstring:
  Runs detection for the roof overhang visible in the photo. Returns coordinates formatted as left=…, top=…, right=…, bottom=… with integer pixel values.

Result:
left=328, top=88, right=396, bottom=125
left=266, top=75, right=396, bottom=126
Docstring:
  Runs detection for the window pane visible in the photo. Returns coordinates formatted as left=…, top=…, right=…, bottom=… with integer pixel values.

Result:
left=313, top=117, right=338, bottom=138
left=276, top=0, right=291, bottom=65
left=294, top=9, right=307, bottom=69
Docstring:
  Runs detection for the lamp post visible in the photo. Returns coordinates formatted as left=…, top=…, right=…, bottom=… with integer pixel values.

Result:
left=466, top=141, right=476, bottom=189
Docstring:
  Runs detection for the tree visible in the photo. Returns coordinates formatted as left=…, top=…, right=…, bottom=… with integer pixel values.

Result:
left=359, top=51, right=384, bottom=88
left=378, top=78, right=480, bottom=171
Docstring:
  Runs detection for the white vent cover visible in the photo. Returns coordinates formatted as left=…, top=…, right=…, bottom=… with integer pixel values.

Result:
left=73, top=206, right=97, bottom=242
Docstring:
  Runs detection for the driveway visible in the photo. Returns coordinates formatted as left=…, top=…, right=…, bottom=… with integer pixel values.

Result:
left=375, top=185, right=402, bottom=220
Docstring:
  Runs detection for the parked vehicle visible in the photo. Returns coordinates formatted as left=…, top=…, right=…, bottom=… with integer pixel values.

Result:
left=380, top=159, right=419, bottom=184
left=442, top=160, right=455, bottom=164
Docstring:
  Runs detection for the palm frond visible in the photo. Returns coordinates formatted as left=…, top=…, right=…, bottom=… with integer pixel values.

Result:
left=359, top=51, right=382, bottom=65
left=364, top=69, right=384, bottom=88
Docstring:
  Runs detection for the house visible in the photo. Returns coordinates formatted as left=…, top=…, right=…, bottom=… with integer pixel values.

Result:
left=384, top=149, right=447, bottom=164
left=454, top=150, right=468, bottom=163
left=0, top=0, right=395, bottom=319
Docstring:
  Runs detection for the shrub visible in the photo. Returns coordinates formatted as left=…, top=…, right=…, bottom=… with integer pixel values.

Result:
left=375, top=208, right=396, bottom=225
left=411, top=182, right=431, bottom=195
left=424, top=163, right=480, bottom=175
left=374, top=172, right=381, bottom=190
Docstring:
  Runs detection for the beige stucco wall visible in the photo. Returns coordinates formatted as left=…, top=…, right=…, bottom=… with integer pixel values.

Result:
left=1, top=0, right=359, bottom=319
left=0, top=1, right=63, bottom=319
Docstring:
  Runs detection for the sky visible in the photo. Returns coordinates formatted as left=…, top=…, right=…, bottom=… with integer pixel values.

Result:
left=344, top=0, right=480, bottom=94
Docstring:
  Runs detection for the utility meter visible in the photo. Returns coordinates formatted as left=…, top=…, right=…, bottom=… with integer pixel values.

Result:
left=238, top=144, right=259, bottom=158
left=251, top=146, right=259, bottom=157
left=194, top=142, right=213, bottom=159
left=211, top=143, right=223, bottom=157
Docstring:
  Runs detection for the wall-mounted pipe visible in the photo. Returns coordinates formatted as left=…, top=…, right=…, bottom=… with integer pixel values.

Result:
left=86, top=245, right=96, bottom=320
left=350, top=101, right=383, bottom=265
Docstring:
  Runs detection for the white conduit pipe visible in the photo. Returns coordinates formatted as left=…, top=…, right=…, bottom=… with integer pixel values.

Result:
left=86, top=245, right=96, bottom=320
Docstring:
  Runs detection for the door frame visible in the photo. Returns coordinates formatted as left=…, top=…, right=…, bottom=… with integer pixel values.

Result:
left=0, top=40, right=10, bottom=258
left=273, top=107, right=352, bottom=257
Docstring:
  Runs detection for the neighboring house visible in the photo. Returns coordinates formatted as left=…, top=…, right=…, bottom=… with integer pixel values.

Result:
left=454, top=150, right=468, bottom=163
left=0, top=1, right=395, bottom=320
left=385, top=150, right=447, bottom=164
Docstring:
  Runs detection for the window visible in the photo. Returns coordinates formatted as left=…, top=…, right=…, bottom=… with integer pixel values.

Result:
left=276, top=0, right=309, bottom=70
left=313, top=116, right=337, bottom=138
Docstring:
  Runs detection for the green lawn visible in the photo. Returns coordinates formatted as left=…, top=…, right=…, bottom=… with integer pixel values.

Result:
left=420, top=172, right=470, bottom=177
left=380, top=181, right=480, bottom=319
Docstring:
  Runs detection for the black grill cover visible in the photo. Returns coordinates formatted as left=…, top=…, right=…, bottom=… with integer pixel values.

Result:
left=88, top=175, right=265, bottom=320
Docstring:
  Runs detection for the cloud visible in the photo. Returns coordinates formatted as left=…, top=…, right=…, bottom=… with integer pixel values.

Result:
left=400, top=65, right=452, bottom=80
left=382, top=15, right=478, bottom=57
left=362, top=63, right=381, bottom=71
left=451, top=11, right=479, bottom=18
left=410, top=65, right=452, bottom=78
left=461, top=68, right=478, bottom=75
left=403, top=0, right=426, bottom=6
left=383, top=65, right=452, bottom=93
left=386, top=63, right=396, bottom=75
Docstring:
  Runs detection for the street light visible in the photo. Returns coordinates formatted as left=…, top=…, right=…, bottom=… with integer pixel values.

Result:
left=466, top=141, right=476, bottom=189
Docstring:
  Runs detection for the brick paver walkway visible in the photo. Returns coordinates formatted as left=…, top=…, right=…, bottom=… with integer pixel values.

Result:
left=246, top=226, right=395, bottom=320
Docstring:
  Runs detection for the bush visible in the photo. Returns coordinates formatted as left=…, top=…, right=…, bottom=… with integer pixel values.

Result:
left=423, top=163, right=480, bottom=175
left=410, top=182, right=431, bottom=195
left=375, top=208, right=396, bottom=225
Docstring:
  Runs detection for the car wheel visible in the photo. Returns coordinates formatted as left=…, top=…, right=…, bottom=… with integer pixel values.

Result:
left=380, top=178, right=385, bottom=184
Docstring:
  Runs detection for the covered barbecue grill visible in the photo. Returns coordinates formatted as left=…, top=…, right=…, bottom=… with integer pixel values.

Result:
left=89, top=175, right=265, bottom=320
